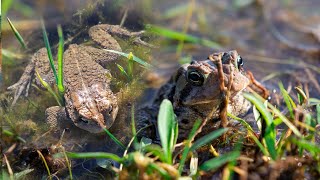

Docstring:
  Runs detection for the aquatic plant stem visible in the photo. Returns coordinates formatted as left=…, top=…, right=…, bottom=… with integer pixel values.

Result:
left=103, top=128, right=125, bottom=150
left=57, top=25, right=65, bottom=95
left=37, top=150, right=52, bottom=180
left=41, top=19, right=58, bottom=84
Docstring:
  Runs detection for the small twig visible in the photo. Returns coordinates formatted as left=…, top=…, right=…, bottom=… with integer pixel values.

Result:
left=119, top=8, right=128, bottom=27
left=246, top=70, right=270, bottom=99
left=4, top=143, right=17, bottom=154
left=4, top=154, right=14, bottom=180
left=209, top=52, right=230, bottom=129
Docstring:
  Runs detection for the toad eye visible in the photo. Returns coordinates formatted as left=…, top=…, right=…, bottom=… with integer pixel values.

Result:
left=237, top=56, right=244, bottom=69
left=80, top=117, right=89, bottom=124
left=187, top=70, right=205, bottom=86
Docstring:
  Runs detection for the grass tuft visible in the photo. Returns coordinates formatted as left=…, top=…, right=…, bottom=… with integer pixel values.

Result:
left=243, top=92, right=277, bottom=160
left=279, top=82, right=296, bottom=118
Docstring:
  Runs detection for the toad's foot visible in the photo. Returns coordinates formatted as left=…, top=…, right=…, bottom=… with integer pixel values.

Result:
left=7, top=61, right=35, bottom=106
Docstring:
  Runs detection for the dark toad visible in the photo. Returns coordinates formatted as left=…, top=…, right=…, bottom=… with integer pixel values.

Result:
left=136, top=50, right=252, bottom=141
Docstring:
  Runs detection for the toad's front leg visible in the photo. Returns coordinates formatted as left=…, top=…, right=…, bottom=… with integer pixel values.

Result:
left=45, top=106, right=71, bottom=132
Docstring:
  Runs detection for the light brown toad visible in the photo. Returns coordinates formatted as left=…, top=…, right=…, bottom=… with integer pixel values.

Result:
left=8, top=24, right=149, bottom=133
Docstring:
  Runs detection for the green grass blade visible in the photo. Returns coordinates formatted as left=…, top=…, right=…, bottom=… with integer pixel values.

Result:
left=146, top=24, right=222, bottom=48
left=243, top=93, right=273, bottom=125
left=37, top=150, right=52, bottom=180
left=143, top=144, right=167, bottom=163
left=290, top=138, right=320, bottom=157
left=35, top=70, right=63, bottom=106
left=41, top=19, right=58, bottom=84
left=190, top=128, right=228, bottom=151
left=309, top=98, right=320, bottom=106
left=172, top=116, right=179, bottom=151
left=14, top=169, right=34, bottom=179
left=267, top=102, right=302, bottom=137
left=178, top=119, right=202, bottom=174
left=2, top=129, right=26, bottom=143
left=127, top=52, right=134, bottom=80
left=148, top=163, right=172, bottom=180
left=228, top=113, right=269, bottom=157
left=162, top=3, right=190, bottom=19
left=131, top=104, right=136, bottom=136
left=57, top=25, right=65, bottom=94
left=61, top=152, right=123, bottom=163
left=116, top=64, right=130, bottom=80
left=200, top=151, right=240, bottom=171
left=2, top=0, right=14, bottom=17
left=157, top=99, right=176, bottom=164
left=7, top=17, right=27, bottom=49
left=279, top=82, right=296, bottom=119
left=295, top=87, right=308, bottom=105
left=243, top=93, right=277, bottom=160
left=103, top=49, right=152, bottom=69
left=103, top=128, right=125, bottom=150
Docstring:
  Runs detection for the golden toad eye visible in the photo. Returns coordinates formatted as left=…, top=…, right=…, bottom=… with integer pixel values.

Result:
left=187, top=70, right=205, bottom=86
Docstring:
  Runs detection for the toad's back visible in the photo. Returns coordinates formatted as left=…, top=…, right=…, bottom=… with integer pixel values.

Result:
left=62, top=44, right=118, bottom=133
left=63, top=44, right=111, bottom=89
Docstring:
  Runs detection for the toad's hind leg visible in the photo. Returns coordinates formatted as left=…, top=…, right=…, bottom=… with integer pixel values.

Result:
left=89, top=24, right=123, bottom=52
left=89, top=24, right=155, bottom=50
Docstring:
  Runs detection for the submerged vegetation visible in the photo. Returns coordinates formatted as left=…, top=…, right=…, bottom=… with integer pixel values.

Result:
left=1, top=0, right=320, bottom=179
